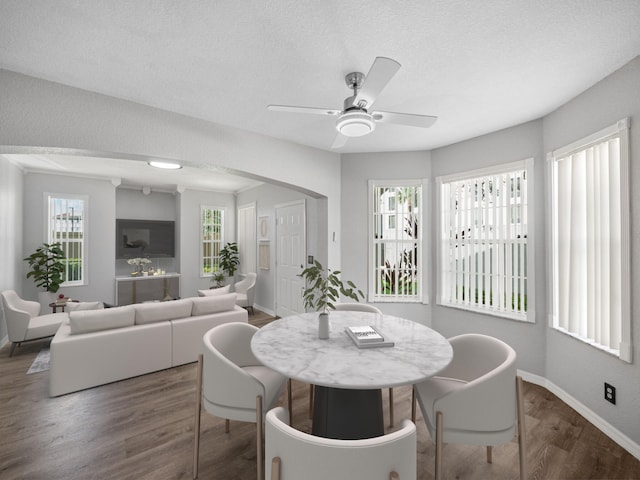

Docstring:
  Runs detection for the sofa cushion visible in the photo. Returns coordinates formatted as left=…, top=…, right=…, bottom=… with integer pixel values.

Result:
left=191, top=293, right=237, bottom=316
left=65, top=301, right=104, bottom=312
left=69, top=306, right=135, bottom=335
left=134, top=299, right=193, bottom=325
left=197, top=285, right=231, bottom=296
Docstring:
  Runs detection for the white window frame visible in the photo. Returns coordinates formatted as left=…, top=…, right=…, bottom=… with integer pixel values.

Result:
left=547, top=118, right=631, bottom=362
left=368, top=179, right=426, bottom=303
left=45, top=193, right=88, bottom=286
left=200, top=205, right=225, bottom=278
left=436, top=159, right=535, bottom=322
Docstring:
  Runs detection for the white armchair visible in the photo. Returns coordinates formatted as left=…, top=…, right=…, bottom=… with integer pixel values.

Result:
left=412, top=333, right=526, bottom=480
left=193, top=322, right=291, bottom=480
left=234, top=272, right=257, bottom=314
left=266, top=406, right=416, bottom=480
left=1, top=290, right=67, bottom=356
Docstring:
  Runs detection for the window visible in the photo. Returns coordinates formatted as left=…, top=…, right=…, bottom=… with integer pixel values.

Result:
left=548, top=119, right=631, bottom=362
left=201, top=206, right=224, bottom=277
left=47, top=194, right=87, bottom=285
left=369, top=180, right=423, bottom=302
left=437, top=159, right=533, bottom=321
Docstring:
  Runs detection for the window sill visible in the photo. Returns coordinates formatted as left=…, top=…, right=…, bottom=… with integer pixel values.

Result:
left=551, top=325, right=627, bottom=362
left=437, top=301, right=533, bottom=323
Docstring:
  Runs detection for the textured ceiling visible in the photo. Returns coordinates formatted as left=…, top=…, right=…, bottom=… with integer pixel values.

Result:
left=1, top=1, right=639, bottom=189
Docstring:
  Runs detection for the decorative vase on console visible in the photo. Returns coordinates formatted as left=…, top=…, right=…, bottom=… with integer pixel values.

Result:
left=127, top=257, right=151, bottom=276
left=299, top=260, right=364, bottom=339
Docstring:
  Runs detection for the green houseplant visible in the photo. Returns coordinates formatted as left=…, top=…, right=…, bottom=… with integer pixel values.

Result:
left=219, top=242, right=240, bottom=280
left=210, top=269, right=225, bottom=288
left=24, top=242, right=66, bottom=293
left=299, top=260, right=364, bottom=338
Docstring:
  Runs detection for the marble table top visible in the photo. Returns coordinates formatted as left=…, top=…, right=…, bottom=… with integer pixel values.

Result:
left=251, top=311, right=453, bottom=390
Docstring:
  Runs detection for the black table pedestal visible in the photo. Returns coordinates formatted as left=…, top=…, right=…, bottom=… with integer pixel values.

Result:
left=311, top=386, right=384, bottom=440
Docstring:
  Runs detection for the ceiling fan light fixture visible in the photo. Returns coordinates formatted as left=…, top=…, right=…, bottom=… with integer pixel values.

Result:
left=335, top=111, right=375, bottom=137
left=148, top=161, right=182, bottom=170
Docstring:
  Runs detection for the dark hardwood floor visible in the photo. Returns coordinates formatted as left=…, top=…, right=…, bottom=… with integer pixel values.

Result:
left=1, top=310, right=638, bottom=479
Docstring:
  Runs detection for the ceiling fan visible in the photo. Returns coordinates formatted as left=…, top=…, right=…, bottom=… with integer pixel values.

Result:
left=267, top=57, right=438, bottom=148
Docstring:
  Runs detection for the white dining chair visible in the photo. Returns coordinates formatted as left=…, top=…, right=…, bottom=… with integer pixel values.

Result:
left=330, top=302, right=398, bottom=427
left=1, top=289, right=67, bottom=356
left=411, top=333, right=526, bottom=480
left=266, top=406, right=416, bottom=480
left=193, top=322, right=291, bottom=480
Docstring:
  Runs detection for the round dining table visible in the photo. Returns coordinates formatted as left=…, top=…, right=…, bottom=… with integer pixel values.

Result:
left=251, top=310, right=453, bottom=439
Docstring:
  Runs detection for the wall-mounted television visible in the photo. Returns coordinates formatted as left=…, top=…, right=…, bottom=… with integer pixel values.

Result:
left=116, top=219, right=175, bottom=259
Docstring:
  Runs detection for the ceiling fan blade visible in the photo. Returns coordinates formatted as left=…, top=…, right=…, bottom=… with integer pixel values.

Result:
left=267, top=105, right=340, bottom=116
left=373, top=111, right=438, bottom=128
left=331, top=133, right=348, bottom=149
left=353, top=57, right=401, bottom=109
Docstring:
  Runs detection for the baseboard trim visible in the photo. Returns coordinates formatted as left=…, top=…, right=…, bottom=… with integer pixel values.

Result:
left=518, top=370, right=640, bottom=461
left=253, top=303, right=275, bottom=317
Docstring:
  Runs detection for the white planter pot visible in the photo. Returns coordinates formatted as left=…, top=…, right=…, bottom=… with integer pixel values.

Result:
left=318, top=312, right=330, bottom=339
left=38, top=291, right=56, bottom=313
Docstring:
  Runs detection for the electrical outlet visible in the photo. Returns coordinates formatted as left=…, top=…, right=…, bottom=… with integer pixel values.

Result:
left=604, top=383, right=616, bottom=405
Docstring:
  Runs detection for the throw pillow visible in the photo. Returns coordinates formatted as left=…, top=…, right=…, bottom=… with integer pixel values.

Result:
left=191, top=293, right=237, bottom=316
left=197, top=285, right=231, bottom=296
left=69, top=305, right=135, bottom=335
left=134, top=299, right=193, bottom=325
left=65, top=301, right=104, bottom=312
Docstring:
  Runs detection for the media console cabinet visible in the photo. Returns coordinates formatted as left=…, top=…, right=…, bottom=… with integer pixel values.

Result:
left=115, top=273, right=180, bottom=305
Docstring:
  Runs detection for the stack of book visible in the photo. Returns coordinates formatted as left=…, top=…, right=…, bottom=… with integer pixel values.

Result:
left=344, top=325, right=394, bottom=349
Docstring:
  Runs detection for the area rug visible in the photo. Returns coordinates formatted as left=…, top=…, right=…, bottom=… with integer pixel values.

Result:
left=27, top=347, right=50, bottom=374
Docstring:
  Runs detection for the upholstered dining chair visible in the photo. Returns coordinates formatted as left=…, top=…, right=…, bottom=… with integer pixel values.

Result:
left=1, top=290, right=67, bottom=356
left=266, top=406, right=416, bottom=480
left=193, top=322, right=291, bottom=480
left=411, top=333, right=526, bottom=480
left=234, top=272, right=257, bottom=314
left=329, top=302, right=399, bottom=427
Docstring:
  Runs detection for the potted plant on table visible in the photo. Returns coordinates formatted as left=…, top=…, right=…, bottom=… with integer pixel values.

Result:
left=23, top=242, right=66, bottom=306
left=220, top=242, right=240, bottom=284
left=299, top=260, right=364, bottom=339
left=210, top=269, right=225, bottom=289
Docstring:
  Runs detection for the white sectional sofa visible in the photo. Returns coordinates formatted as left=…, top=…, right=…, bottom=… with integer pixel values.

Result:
left=49, top=293, right=247, bottom=396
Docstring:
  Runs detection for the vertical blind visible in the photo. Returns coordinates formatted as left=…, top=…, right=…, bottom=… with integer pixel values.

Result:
left=554, top=137, right=622, bottom=353
left=438, top=161, right=529, bottom=319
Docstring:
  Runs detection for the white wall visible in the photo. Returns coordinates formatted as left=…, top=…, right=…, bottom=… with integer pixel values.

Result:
left=429, top=120, right=547, bottom=376
left=340, top=57, right=640, bottom=449
left=22, top=173, right=117, bottom=306
left=237, top=183, right=322, bottom=314
left=0, top=68, right=342, bottom=269
left=341, top=150, right=432, bottom=323
left=115, top=188, right=180, bottom=276
left=0, top=157, right=24, bottom=344
left=542, top=56, right=640, bottom=445
left=178, top=188, right=237, bottom=298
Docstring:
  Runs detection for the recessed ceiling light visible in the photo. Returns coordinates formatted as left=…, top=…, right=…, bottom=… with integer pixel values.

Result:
left=148, top=161, right=182, bottom=170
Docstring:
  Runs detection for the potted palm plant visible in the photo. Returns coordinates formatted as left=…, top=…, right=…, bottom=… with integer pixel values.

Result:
left=24, top=242, right=66, bottom=306
left=299, top=260, right=364, bottom=339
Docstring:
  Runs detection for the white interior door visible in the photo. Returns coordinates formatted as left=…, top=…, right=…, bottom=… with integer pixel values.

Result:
left=276, top=201, right=306, bottom=317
